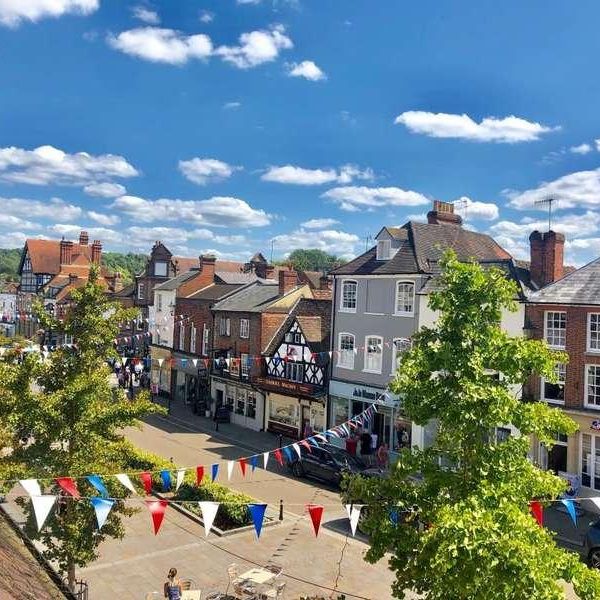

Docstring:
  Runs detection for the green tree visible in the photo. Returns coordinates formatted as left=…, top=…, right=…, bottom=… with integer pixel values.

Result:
left=0, top=266, right=163, bottom=591
left=281, top=248, right=344, bottom=272
left=344, top=251, right=600, bottom=600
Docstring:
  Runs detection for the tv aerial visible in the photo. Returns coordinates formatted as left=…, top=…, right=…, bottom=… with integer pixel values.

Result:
left=534, top=197, right=556, bottom=231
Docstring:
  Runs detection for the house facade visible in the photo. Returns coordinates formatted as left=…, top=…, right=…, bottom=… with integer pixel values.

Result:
left=0, top=282, right=17, bottom=337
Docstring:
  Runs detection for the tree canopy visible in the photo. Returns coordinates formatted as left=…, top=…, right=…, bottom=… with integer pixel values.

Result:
left=344, top=251, right=600, bottom=600
left=277, top=248, right=345, bottom=272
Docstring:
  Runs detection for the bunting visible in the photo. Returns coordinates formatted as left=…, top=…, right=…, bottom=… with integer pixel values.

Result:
left=561, top=499, right=577, bottom=526
left=91, top=497, right=115, bottom=530
left=345, top=504, right=362, bottom=537
left=239, top=458, right=247, bottom=478
left=175, top=469, right=186, bottom=492
left=20, top=479, right=41, bottom=497
left=248, top=503, right=267, bottom=539
left=31, top=495, right=57, bottom=531
left=140, top=472, right=152, bottom=495
left=211, top=464, right=219, bottom=482
left=115, top=473, right=136, bottom=494
left=263, top=452, right=270, bottom=470
left=196, top=466, right=205, bottom=486
left=87, top=475, right=109, bottom=498
left=530, top=501, right=543, bottom=527
left=307, top=504, right=324, bottom=537
left=198, top=501, right=220, bottom=537
left=56, top=477, right=80, bottom=499
left=160, top=470, right=172, bottom=492
left=146, top=500, right=168, bottom=535
left=227, top=461, right=235, bottom=481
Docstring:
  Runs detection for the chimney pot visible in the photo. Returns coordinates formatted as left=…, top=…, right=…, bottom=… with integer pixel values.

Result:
left=91, top=239, right=102, bottom=264
left=60, top=239, right=73, bottom=265
left=427, top=200, right=463, bottom=226
left=79, top=231, right=89, bottom=245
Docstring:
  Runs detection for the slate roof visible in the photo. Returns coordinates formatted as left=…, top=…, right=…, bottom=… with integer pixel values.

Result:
left=187, top=283, right=246, bottom=301
left=527, top=257, right=600, bottom=305
left=212, top=281, right=281, bottom=313
left=154, top=269, right=199, bottom=291
left=215, top=271, right=259, bottom=285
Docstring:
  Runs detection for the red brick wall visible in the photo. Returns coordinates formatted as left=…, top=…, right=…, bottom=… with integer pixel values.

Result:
left=212, top=311, right=262, bottom=356
left=173, top=298, right=213, bottom=356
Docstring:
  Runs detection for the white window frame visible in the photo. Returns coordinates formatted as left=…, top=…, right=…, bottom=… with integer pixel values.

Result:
left=340, top=279, right=358, bottom=313
left=541, top=362, right=566, bottom=405
left=219, top=317, right=231, bottom=337
left=240, top=318, right=250, bottom=339
left=178, top=322, right=185, bottom=351
left=156, top=293, right=163, bottom=311
left=544, top=311, right=566, bottom=349
left=585, top=364, right=600, bottom=410
left=364, top=335, right=383, bottom=374
left=337, top=332, right=355, bottom=370
left=588, top=313, right=600, bottom=353
left=580, top=433, right=600, bottom=490
left=285, top=361, right=304, bottom=383
left=394, top=281, right=415, bottom=317
left=137, top=283, right=145, bottom=301
left=154, top=261, right=168, bottom=277
left=376, top=239, right=391, bottom=260
left=202, top=325, right=209, bottom=357
left=241, top=353, right=250, bottom=378
left=190, top=324, right=196, bottom=354
left=391, top=337, right=411, bottom=375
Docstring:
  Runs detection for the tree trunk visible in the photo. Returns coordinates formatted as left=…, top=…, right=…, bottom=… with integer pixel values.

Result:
left=67, top=561, right=76, bottom=592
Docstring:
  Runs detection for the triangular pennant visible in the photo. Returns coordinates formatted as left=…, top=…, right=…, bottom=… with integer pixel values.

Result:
left=227, top=461, right=235, bottom=481
left=146, top=500, right=168, bottom=535
left=589, top=498, right=600, bottom=512
left=140, top=472, right=152, bottom=495
left=175, top=469, right=186, bottom=492
left=345, top=504, right=362, bottom=537
left=308, top=504, right=324, bottom=537
left=157, top=358, right=164, bottom=367
left=239, top=458, right=247, bottom=477
left=87, top=475, right=109, bottom=498
left=56, top=477, right=80, bottom=499
left=314, top=433, right=328, bottom=443
left=561, top=499, right=577, bottom=526
left=263, top=452, right=270, bottom=469
left=300, top=440, right=312, bottom=453
left=292, top=443, right=302, bottom=459
left=250, top=455, right=258, bottom=472
left=160, top=470, right=172, bottom=492
left=282, top=446, right=293, bottom=463
left=115, top=473, right=136, bottom=494
left=196, top=466, right=205, bottom=486
left=273, top=449, right=284, bottom=467
left=192, top=359, right=198, bottom=367
left=20, top=479, right=41, bottom=497
left=211, top=464, right=219, bottom=482
left=31, top=495, right=56, bottom=531
left=91, top=497, right=115, bottom=530
left=198, top=501, right=220, bottom=537
left=389, top=509, right=399, bottom=526
left=247, top=503, right=268, bottom=539
left=308, top=437, right=320, bottom=448
left=529, top=501, right=543, bottom=527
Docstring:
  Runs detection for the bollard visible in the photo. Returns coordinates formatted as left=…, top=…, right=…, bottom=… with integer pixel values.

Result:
left=279, top=499, right=284, bottom=521
left=278, top=434, right=283, bottom=449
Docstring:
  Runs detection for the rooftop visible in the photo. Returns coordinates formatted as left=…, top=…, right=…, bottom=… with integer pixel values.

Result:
left=212, top=281, right=282, bottom=313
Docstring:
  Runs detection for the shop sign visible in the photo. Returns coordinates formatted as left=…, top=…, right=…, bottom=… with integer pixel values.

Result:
left=591, top=420, right=600, bottom=431
left=330, top=379, right=399, bottom=407
left=254, top=376, right=321, bottom=397
left=353, top=387, right=385, bottom=402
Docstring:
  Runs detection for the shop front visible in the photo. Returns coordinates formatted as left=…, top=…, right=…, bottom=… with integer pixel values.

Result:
left=211, top=375, right=264, bottom=432
left=171, top=352, right=210, bottom=414
left=150, top=345, right=172, bottom=397
left=328, top=380, right=411, bottom=455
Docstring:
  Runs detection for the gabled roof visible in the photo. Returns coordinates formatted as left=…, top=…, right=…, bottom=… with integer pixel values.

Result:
left=172, top=256, right=198, bottom=273
left=528, top=257, right=600, bottom=305
left=212, top=281, right=281, bottom=313
left=186, top=283, right=246, bottom=301
left=154, top=269, right=199, bottom=291
left=215, top=271, right=259, bottom=285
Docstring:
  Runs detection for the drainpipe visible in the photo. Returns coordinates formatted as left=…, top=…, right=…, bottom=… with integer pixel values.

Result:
left=326, top=275, right=337, bottom=430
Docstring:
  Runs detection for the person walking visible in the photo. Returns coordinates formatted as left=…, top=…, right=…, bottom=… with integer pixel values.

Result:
left=377, top=442, right=389, bottom=469
left=164, top=567, right=182, bottom=600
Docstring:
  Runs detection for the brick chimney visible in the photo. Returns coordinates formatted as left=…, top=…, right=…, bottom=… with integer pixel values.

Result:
left=279, top=268, right=297, bottom=296
left=91, top=240, right=102, bottom=264
left=79, top=231, right=89, bottom=245
left=319, top=275, right=331, bottom=291
left=256, top=262, right=275, bottom=279
left=529, top=230, right=565, bottom=288
left=427, top=200, right=463, bottom=226
left=59, top=238, right=73, bottom=265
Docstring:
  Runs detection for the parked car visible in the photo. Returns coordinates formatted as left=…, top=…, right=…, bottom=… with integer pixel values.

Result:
left=288, top=443, right=381, bottom=487
left=585, top=519, right=600, bottom=568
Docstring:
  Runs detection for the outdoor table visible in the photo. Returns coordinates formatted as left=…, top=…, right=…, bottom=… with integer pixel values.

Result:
left=181, top=591, right=202, bottom=600
left=238, top=567, right=276, bottom=585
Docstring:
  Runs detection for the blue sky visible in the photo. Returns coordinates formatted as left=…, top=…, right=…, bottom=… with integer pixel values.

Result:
left=2, top=1, right=600, bottom=265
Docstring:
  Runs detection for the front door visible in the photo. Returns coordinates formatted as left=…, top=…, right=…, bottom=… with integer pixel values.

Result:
left=581, top=433, right=600, bottom=489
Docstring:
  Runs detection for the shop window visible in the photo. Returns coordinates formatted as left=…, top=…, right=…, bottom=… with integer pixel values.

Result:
left=588, top=314, right=600, bottom=352
left=540, top=432, right=568, bottom=473
left=581, top=433, right=600, bottom=490
left=240, top=318, right=249, bottom=339
left=544, top=311, right=566, bottom=349
left=332, top=397, right=349, bottom=426
left=586, top=365, right=600, bottom=409
left=364, top=335, right=383, bottom=373
left=394, top=282, right=414, bottom=316
left=269, top=396, right=299, bottom=428
left=542, top=363, right=566, bottom=404
left=338, top=333, right=355, bottom=369
left=235, top=390, right=245, bottom=415
left=310, top=403, right=325, bottom=432
left=340, top=280, right=357, bottom=312
left=246, top=393, right=257, bottom=419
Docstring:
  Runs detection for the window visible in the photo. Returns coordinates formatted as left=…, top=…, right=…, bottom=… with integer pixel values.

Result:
left=154, top=261, right=168, bottom=277
left=285, top=362, right=304, bottom=382
left=246, top=392, right=257, bottom=419
left=376, top=239, right=391, bottom=260
left=542, top=363, right=566, bottom=404
left=202, top=326, right=209, bottom=356
left=178, top=322, right=185, bottom=351
left=137, top=283, right=145, bottom=301
left=496, top=427, right=511, bottom=443
left=240, top=318, right=249, bottom=339
left=219, top=317, right=230, bottom=336
left=544, top=311, right=566, bottom=349
left=285, top=332, right=293, bottom=343
left=230, top=357, right=240, bottom=377
left=190, top=324, right=196, bottom=354
left=586, top=365, right=600, bottom=409
left=338, top=333, right=355, bottom=369
left=392, top=338, right=411, bottom=374
left=395, top=282, right=414, bottom=316
left=157, top=293, right=163, bottom=311
left=364, top=335, right=383, bottom=373
left=241, top=353, right=250, bottom=378
left=340, top=280, right=357, bottom=312
left=539, top=432, right=568, bottom=473
left=235, top=389, right=245, bottom=415
left=581, top=433, right=600, bottom=490
left=589, top=314, right=600, bottom=353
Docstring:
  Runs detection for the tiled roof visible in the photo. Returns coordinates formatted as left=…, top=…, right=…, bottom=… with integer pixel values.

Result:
left=212, top=281, right=281, bottom=313
left=215, top=260, right=244, bottom=273
left=527, top=257, right=600, bottom=305
left=154, top=269, right=199, bottom=291
left=172, top=256, right=198, bottom=273
left=215, top=271, right=259, bottom=284
left=187, top=283, right=246, bottom=301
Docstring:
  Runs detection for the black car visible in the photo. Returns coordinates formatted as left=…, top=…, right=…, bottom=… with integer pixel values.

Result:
left=288, top=443, right=379, bottom=486
left=585, top=519, right=600, bottom=568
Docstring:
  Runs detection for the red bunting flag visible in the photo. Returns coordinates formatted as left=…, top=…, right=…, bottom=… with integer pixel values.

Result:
left=300, top=440, right=312, bottom=453
left=56, top=477, right=80, bottom=499
left=273, top=449, right=284, bottom=467
left=530, top=501, right=543, bottom=527
left=239, top=458, right=247, bottom=477
left=146, top=500, right=168, bottom=535
left=196, top=466, right=205, bottom=486
left=140, top=472, right=152, bottom=495
left=308, top=504, right=324, bottom=537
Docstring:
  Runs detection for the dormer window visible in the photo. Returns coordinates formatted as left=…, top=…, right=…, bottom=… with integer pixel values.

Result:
left=377, top=240, right=391, bottom=260
left=154, top=261, right=168, bottom=277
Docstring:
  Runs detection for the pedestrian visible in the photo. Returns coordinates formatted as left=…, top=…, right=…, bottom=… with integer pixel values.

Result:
left=163, top=567, right=182, bottom=600
left=303, top=419, right=313, bottom=439
left=377, top=442, right=389, bottom=468
left=360, top=430, right=372, bottom=465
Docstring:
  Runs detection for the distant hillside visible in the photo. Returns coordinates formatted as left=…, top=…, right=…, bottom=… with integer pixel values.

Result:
left=0, top=248, right=147, bottom=283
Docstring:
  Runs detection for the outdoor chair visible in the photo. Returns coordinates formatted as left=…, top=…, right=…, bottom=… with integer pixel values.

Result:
left=264, top=565, right=283, bottom=578
left=260, top=581, right=286, bottom=599
left=180, top=578, right=197, bottom=590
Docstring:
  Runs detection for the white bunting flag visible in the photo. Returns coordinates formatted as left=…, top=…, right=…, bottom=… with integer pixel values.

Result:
left=227, top=461, right=235, bottom=481
left=345, top=504, right=363, bottom=537
left=31, top=495, right=56, bottom=531
left=157, top=358, right=164, bottom=367
left=91, top=498, right=115, bottom=530
left=198, top=501, right=220, bottom=537
left=263, top=452, right=270, bottom=469
left=20, top=479, right=41, bottom=497
left=292, top=443, right=302, bottom=459
left=589, top=498, right=600, bottom=512
left=175, top=468, right=186, bottom=492
left=192, top=359, right=198, bottom=367
left=115, top=473, right=137, bottom=494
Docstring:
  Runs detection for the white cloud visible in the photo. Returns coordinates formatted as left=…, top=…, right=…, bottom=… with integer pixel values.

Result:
left=84, top=182, right=127, bottom=197
left=394, top=111, right=558, bottom=143
left=322, top=186, right=429, bottom=212
left=287, top=60, right=326, bottom=81
left=108, top=27, right=213, bottom=65
left=570, top=143, right=592, bottom=155
left=301, top=218, right=340, bottom=229
left=87, top=211, right=121, bottom=226
left=0, top=215, right=40, bottom=230
left=125, top=226, right=246, bottom=249
left=0, top=0, right=98, bottom=27
left=506, top=168, right=600, bottom=210
left=0, top=231, right=28, bottom=248
left=2, top=197, right=82, bottom=221
left=223, top=101, right=241, bottom=110
left=215, top=24, right=292, bottom=69
left=47, top=223, right=122, bottom=244
left=0, top=145, right=138, bottom=187
left=452, top=196, right=499, bottom=221
left=199, top=10, right=214, bottom=23
left=262, top=164, right=373, bottom=186
left=272, top=228, right=359, bottom=257
left=178, top=158, right=241, bottom=185
left=112, top=195, right=271, bottom=227
left=595, top=139, right=600, bottom=152
left=490, top=211, right=600, bottom=239
left=131, top=5, right=160, bottom=25
left=237, top=0, right=262, bottom=4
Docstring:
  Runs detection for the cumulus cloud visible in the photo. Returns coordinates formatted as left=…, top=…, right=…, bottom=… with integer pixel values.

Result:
left=570, top=143, right=592, bottom=155
left=452, top=196, right=499, bottom=221
left=0, top=215, right=40, bottom=230
left=178, top=158, right=241, bottom=185
left=490, top=211, right=600, bottom=239
left=215, top=24, right=292, bottom=69
left=199, top=10, right=214, bottom=23
left=0, top=231, right=29, bottom=248
left=0, top=145, right=138, bottom=187
left=131, top=5, right=160, bottom=24
left=272, top=228, right=359, bottom=257
left=87, top=211, right=121, bottom=226
left=112, top=195, right=271, bottom=227
left=506, top=168, right=600, bottom=210
left=47, top=223, right=123, bottom=244
left=301, top=218, right=340, bottom=229
left=107, top=27, right=213, bottom=65
left=125, top=226, right=247, bottom=249
left=287, top=60, right=326, bottom=81
left=322, top=186, right=429, bottom=212
left=0, top=0, right=98, bottom=27
left=262, top=164, right=373, bottom=186
left=394, top=111, right=558, bottom=143
left=223, top=101, right=241, bottom=110
left=2, top=197, right=82, bottom=221
left=84, top=182, right=127, bottom=197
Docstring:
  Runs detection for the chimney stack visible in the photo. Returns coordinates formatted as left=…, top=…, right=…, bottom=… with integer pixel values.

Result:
left=68, top=273, right=78, bottom=285
left=256, top=262, right=275, bottom=279
left=279, top=268, right=298, bottom=296
left=529, top=230, right=565, bottom=288
left=319, top=275, right=331, bottom=291
left=427, top=200, right=463, bottom=226
left=79, top=231, right=89, bottom=245
left=91, top=239, right=102, bottom=264
left=59, top=238, right=73, bottom=265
